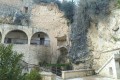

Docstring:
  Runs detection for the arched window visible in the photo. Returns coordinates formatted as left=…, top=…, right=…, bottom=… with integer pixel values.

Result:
left=4, top=30, right=28, bottom=44
left=30, top=32, right=50, bottom=46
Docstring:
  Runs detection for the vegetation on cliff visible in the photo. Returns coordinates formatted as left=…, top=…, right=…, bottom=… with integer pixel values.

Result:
left=70, top=0, right=117, bottom=63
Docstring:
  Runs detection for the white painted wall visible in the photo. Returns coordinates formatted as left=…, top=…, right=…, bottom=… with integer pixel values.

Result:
left=98, top=57, right=116, bottom=78
left=98, top=54, right=120, bottom=79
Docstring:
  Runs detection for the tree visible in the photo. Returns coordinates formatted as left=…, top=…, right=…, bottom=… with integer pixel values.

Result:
left=0, top=44, right=25, bottom=80
left=70, top=0, right=116, bottom=63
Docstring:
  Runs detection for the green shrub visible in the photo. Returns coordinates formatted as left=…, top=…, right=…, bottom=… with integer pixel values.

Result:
left=0, top=44, right=42, bottom=80
left=0, top=44, right=25, bottom=80
left=25, top=69, right=42, bottom=80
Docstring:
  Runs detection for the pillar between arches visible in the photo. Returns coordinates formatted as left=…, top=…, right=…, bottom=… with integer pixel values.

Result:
left=1, top=34, right=5, bottom=44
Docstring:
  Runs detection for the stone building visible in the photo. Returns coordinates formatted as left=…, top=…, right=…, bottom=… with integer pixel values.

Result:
left=1, top=0, right=120, bottom=79
left=0, top=0, right=69, bottom=68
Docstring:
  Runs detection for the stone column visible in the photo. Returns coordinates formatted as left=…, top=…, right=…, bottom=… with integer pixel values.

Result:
left=28, top=37, right=31, bottom=45
left=0, top=34, right=2, bottom=43
left=1, top=34, right=5, bottom=44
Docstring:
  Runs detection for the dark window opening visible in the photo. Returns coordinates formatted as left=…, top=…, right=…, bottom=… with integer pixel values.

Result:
left=7, top=38, right=11, bottom=43
left=119, top=61, right=120, bottom=68
left=30, top=32, right=50, bottom=46
left=40, top=38, right=45, bottom=45
left=109, top=67, right=113, bottom=75
left=38, top=34, right=40, bottom=37
left=24, top=7, right=28, bottom=13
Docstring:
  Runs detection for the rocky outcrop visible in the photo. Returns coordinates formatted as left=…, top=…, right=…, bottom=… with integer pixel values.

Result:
left=0, top=0, right=32, bottom=26
left=70, top=0, right=115, bottom=64
left=88, top=9, right=120, bottom=70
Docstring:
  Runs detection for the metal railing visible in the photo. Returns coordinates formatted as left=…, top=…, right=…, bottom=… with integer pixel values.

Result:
left=4, top=38, right=50, bottom=46
left=20, top=61, right=60, bottom=75
left=21, top=61, right=70, bottom=76
left=4, top=38, right=28, bottom=44
left=30, top=39, right=50, bottom=46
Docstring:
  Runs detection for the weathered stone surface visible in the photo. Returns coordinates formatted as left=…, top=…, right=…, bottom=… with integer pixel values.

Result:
left=87, top=9, right=120, bottom=71
left=0, top=1, right=69, bottom=66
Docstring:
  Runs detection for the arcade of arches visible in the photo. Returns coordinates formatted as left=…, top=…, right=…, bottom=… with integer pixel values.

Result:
left=0, top=29, right=52, bottom=65
left=1, top=30, right=50, bottom=46
left=0, top=28, right=69, bottom=65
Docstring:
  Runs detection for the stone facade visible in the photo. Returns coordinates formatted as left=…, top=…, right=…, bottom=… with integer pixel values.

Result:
left=0, top=1, right=69, bottom=66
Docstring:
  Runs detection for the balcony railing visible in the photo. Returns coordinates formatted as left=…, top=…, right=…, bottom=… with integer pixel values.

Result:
left=30, top=39, right=50, bottom=46
left=4, top=38, right=50, bottom=46
left=4, top=38, right=28, bottom=44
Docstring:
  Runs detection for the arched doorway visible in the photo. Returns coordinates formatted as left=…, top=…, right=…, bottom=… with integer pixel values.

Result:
left=30, top=32, right=50, bottom=46
left=4, top=30, right=28, bottom=44
left=57, top=47, right=68, bottom=64
left=52, top=47, right=72, bottom=76
left=0, top=32, right=2, bottom=42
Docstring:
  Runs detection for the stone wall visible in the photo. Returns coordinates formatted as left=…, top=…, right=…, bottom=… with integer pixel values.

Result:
left=62, top=69, right=94, bottom=79
left=0, top=24, right=54, bottom=64
left=0, top=2, right=69, bottom=65
left=12, top=44, right=51, bottom=64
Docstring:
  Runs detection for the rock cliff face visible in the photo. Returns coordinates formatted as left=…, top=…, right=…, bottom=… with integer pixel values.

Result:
left=88, top=10, right=120, bottom=52
left=88, top=9, right=120, bottom=70
left=70, top=0, right=115, bottom=63
left=0, top=0, right=32, bottom=25
left=70, top=0, right=120, bottom=70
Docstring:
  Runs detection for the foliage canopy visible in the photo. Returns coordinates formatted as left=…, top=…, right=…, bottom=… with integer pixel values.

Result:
left=0, top=44, right=25, bottom=80
left=25, top=69, right=42, bottom=80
